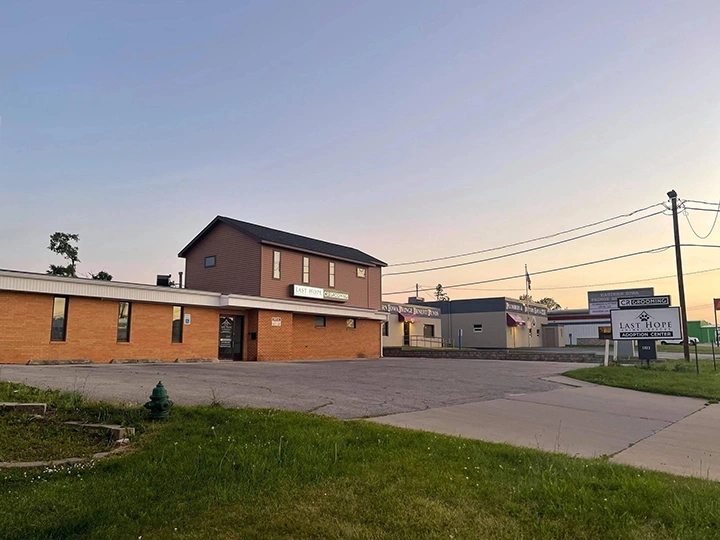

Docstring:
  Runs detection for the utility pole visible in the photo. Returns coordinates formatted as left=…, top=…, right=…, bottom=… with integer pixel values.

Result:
left=668, top=190, right=691, bottom=362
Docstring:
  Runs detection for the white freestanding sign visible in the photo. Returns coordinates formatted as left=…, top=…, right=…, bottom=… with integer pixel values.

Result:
left=610, top=307, right=682, bottom=340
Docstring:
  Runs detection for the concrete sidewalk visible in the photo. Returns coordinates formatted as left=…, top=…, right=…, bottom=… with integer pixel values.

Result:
left=370, top=376, right=719, bottom=480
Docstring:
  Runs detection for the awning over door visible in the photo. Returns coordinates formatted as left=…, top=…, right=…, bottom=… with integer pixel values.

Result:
left=399, top=312, right=419, bottom=323
left=506, top=313, right=526, bottom=326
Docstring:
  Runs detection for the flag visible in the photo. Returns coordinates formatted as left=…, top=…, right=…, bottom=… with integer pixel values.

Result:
left=525, top=265, right=532, bottom=291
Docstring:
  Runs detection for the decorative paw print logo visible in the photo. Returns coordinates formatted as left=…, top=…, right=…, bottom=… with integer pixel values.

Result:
left=637, top=311, right=652, bottom=322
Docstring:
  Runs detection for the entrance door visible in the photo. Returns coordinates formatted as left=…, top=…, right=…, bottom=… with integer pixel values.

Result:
left=403, top=321, right=410, bottom=346
left=219, top=315, right=244, bottom=360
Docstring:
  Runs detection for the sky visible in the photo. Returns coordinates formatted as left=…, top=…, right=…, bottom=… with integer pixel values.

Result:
left=1, top=0, right=719, bottom=322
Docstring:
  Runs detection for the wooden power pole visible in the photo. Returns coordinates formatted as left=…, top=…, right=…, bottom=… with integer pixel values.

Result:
left=667, top=190, right=691, bottom=362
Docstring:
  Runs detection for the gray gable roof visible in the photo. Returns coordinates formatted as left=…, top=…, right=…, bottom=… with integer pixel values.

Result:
left=179, top=216, right=387, bottom=267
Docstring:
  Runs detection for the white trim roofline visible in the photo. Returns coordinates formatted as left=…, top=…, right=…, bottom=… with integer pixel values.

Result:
left=0, top=269, right=386, bottom=321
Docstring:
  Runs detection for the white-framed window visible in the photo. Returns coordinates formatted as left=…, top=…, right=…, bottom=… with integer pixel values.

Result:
left=272, top=250, right=281, bottom=280
left=329, top=262, right=335, bottom=288
left=302, top=256, right=310, bottom=284
left=356, top=267, right=366, bottom=278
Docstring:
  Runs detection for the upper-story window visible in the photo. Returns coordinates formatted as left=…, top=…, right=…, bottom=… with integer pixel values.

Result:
left=272, top=250, right=281, bottom=279
left=204, top=256, right=216, bottom=268
left=356, top=267, right=366, bottom=278
left=328, top=262, right=335, bottom=288
left=302, top=257, right=310, bottom=284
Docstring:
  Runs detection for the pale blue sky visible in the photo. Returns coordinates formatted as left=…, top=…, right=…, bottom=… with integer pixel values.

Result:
left=1, top=1, right=719, bottom=317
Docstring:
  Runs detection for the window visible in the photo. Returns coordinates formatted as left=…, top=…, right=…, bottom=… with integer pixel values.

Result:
left=204, top=255, right=216, bottom=268
left=356, top=267, right=366, bottom=278
left=315, top=316, right=326, bottom=328
left=328, top=262, right=335, bottom=288
left=272, top=250, right=281, bottom=279
left=598, top=326, right=612, bottom=340
left=117, top=302, right=131, bottom=343
left=172, top=306, right=184, bottom=343
left=423, top=324, right=435, bottom=338
left=382, top=321, right=389, bottom=336
left=346, top=318, right=357, bottom=329
left=50, top=296, right=68, bottom=342
left=302, top=256, right=310, bottom=284
left=473, top=324, right=483, bottom=333
left=537, top=329, right=541, bottom=337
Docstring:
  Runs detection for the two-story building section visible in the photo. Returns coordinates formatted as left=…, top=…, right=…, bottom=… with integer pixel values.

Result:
left=178, top=216, right=387, bottom=361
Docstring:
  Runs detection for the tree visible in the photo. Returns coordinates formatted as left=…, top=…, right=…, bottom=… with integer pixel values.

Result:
left=47, top=232, right=80, bottom=277
left=537, top=297, right=562, bottom=311
left=90, top=270, right=113, bottom=281
left=519, top=294, right=562, bottom=311
left=434, top=284, right=450, bottom=301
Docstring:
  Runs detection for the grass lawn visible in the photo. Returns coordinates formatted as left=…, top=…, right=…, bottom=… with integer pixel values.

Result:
left=656, top=343, right=717, bottom=355
left=2, top=383, right=720, bottom=539
left=565, top=360, right=720, bottom=401
left=0, top=413, right=114, bottom=462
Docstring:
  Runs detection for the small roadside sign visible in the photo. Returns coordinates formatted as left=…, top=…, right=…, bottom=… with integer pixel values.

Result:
left=617, top=296, right=671, bottom=309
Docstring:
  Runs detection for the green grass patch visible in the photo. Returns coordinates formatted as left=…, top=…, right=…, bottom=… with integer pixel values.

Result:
left=2, top=383, right=720, bottom=539
left=0, top=413, right=114, bottom=462
left=657, top=344, right=716, bottom=354
left=565, top=360, right=720, bottom=400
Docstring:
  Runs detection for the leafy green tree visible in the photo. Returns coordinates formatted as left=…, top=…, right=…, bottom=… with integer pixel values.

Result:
left=519, top=294, right=562, bottom=311
left=90, top=270, right=113, bottom=281
left=47, top=232, right=80, bottom=277
left=434, top=284, right=450, bottom=301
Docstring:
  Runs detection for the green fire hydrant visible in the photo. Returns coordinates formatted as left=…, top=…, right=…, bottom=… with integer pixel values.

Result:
left=144, top=381, right=173, bottom=420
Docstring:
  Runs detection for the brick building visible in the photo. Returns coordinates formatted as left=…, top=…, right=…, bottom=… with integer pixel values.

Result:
left=0, top=218, right=387, bottom=364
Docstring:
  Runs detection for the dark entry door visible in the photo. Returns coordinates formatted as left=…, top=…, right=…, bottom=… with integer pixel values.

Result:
left=219, top=315, right=244, bottom=361
left=403, top=321, right=410, bottom=346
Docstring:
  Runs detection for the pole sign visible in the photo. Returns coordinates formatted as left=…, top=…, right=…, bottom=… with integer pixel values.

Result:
left=588, top=288, right=654, bottom=315
left=610, top=307, right=682, bottom=340
left=617, top=295, right=671, bottom=309
left=714, top=298, right=720, bottom=311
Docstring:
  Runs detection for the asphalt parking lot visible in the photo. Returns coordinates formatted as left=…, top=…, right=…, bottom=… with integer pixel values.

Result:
left=0, top=358, right=584, bottom=419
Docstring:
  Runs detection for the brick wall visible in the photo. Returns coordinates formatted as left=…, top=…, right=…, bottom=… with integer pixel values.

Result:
left=256, top=310, right=294, bottom=361
left=292, top=314, right=380, bottom=360
left=0, top=291, right=381, bottom=364
left=0, top=291, right=219, bottom=364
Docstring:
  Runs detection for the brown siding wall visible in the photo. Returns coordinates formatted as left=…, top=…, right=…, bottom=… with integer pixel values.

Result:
left=0, top=291, right=220, bottom=364
left=184, top=223, right=261, bottom=296
left=259, top=245, right=379, bottom=309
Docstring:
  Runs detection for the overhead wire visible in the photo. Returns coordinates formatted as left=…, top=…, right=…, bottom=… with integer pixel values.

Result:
left=381, top=244, right=720, bottom=296
left=383, top=210, right=665, bottom=277
left=387, top=202, right=665, bottom=267
left=681, top=198, right=720, bottom=240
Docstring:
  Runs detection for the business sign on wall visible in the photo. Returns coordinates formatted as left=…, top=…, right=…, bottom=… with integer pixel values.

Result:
left=610, top=307, right=682, bottom=340
left=290, top=284, right=349, bottom=303
left=617, top=296, right=671, bottom=309
left=505, top=301, right=547, bottom=317
left=381, top=303, right=441, bottom=318
left=588, top=288, right=655, bottom=315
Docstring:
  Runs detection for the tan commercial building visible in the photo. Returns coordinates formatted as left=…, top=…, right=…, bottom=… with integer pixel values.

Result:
left=381, top=302, right=442, bottom=348
left=424, top=297, right=548, bottom=348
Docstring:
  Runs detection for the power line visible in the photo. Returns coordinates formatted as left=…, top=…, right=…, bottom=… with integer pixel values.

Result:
left=384, top=210, right=665, bottom=277
left=683, top=199, right=720, bottom=240
left=381, top=244, right=720, bottom=296
left=387, top=202, right=664, bottom=267
left=382, top=245, right=674, bottom=295
left=442, top=267, right=720, bottom=293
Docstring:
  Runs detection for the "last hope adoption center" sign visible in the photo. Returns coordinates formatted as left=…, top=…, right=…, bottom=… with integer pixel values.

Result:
left=610, top=307, right=682, bottom=340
